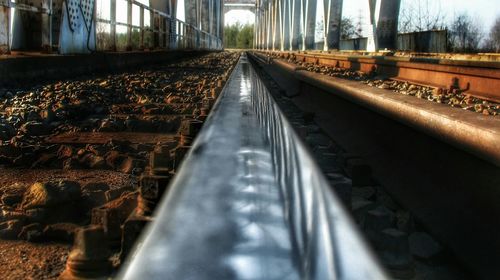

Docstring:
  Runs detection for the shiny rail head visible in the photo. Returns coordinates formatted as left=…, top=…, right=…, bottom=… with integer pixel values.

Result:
left=119, top=54, right=387, bottom=280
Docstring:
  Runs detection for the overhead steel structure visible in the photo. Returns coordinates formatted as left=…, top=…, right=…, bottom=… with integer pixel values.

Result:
left=224, top=0, right=256, bottom=13
left=0, top=0, right=224, bottom=54
left=254, top=0, right=401, bottom=51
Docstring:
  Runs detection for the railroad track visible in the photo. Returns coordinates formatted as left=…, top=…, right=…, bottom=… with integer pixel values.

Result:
left=249, top=51, right=500, bottom=279
left=260, top=50, right=500, bottom=104
left=0, top=51, right=240, bottom=279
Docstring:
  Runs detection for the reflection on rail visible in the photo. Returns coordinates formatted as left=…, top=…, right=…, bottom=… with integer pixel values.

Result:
left=120, top=54, right=386, bottom=279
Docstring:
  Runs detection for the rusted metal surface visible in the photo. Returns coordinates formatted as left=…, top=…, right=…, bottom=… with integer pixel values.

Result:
left=262, top=51, right=500, bottom=102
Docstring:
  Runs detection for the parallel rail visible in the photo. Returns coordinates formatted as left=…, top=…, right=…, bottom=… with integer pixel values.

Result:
left=249, top=51, right=500, bottom=279
left=261, top=50, right=500, bottom=103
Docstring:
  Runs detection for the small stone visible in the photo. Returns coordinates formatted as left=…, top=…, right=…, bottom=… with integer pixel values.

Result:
left=21, top=181, right=81, bottom=210
left=0, top=219, right=24, bottom=239
left=409, top=232, right=443, bottom=260
left=351, top=186, right=376, bottom=200
left=18, top=223, right=44, bottom=242
left=351, top=196, right=376, bottom=223
left=19, top=121, right=52, bottom=136
left=57, top=145, right=74, bottom=159
left=43, top=223, right=78, bottom=242
left=345, top=158, right=372, bottom=187
left=364, top=206, right=396, bottom=233
left=378, top=228, right=414, bottom=278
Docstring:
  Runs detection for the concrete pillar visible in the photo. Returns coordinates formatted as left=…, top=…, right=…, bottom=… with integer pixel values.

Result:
left=0, top=2, right=10, bottom=54
left=323, top=0, right=342, bottom=50
left=302, top=0, right=316, bottom=50
left=290, top=0, right=300, bottom=50
left=368, top=0, right=400, bottom=51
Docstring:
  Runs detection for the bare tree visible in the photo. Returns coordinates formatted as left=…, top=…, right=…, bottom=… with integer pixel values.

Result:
left=484, top=15, right=500, bottom=52
left=398, top=0, right=447, bottom=33
left=449, top=12, right=484, bottom=53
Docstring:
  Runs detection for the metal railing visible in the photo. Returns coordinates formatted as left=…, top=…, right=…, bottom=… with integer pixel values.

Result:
left=0, top=0, right=222, bottom=54
left=119, top=54, right=386, bottom=279
left=96, top=0, right=221, bottom=51
left=0, top=0, right=54, bottom=53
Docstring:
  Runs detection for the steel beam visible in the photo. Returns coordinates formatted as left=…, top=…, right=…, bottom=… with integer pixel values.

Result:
left=368, top=0, right=400, bottom=51
left=273, top=0, right=281, bottom=50
left=323, top=0, right=342, bottom=50
left=302, top=0, right=316, bottom=50
left=290, top=0, right=300, bottom=50
left=184, top=0, right=197, bottom=27
left=280, top=0, right=289, bottom=50
left=110, top=0, right=117, bottom=51
left=201, top=0, right=210, bottom=32
left=266, top=1, right=271, bottom=49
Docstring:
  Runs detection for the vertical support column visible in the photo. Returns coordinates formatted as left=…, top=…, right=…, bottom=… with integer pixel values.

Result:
left=209, top=0, right=214, bottom=48
left=271, top=0, right=276, bottom=50
left=214, top=0, right=220, bottom=48
left=0, top=0, right=10, bottom=54
left=253, top=6, right=260, bottom=49
left=41, top=0, right=52, bottom=52
left=127, top=0, right=132, bottom=50
left=275, top=0, right=282, bottom=50
left=184, top=0, right=197, bottom=26
left=219, top=0, right=224, bottom=48
left=201, top=0, right=209, bottom=32
left=302, top=0, right=316, bottom=50
left=376, top=0, right=400, bottom=50
left=140, top=6, right=144, bottom=49
left=159, top=15, right=164, bottom=48
left=110, top=0, right=117, bottom=51
left=266, top=1, right=272, bottom=50
left=150, top=10, right=154, bottom=49
left=169, top=0, right=177, bottom=48
left=281, top=0, right=290, bottom=50
left=290, top=0, right=300, bottom=50
left=323, top=0, right=342, bottom=50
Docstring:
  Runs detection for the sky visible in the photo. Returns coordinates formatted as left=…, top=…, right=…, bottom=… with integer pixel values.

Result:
left=224, top=0, right=500, bottom=34
left=22, top=0, right=495, bottom=36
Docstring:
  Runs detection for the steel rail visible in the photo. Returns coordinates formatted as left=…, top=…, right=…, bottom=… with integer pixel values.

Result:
left=251, top=51, right=500, bottom=167
left=119, top=54, right=386, bottom=279
left=261, top=50, right=500, bottom=103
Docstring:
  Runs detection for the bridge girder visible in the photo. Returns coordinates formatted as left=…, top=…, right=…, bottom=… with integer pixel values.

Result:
left=254, top=0, right=401, bottom=51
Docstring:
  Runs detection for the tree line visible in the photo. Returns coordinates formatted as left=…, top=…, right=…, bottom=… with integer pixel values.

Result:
left=224, top=23, right=254, bottom=49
